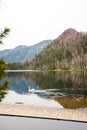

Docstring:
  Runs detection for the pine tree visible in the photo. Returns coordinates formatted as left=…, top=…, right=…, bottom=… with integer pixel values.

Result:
left=0, top=28, right=10, bottom=101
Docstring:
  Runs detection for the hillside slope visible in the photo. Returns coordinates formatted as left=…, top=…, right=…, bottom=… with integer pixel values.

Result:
left=7, top=28, right=87, bottom=70
left=25, top=28, right=87, bottom=70
left=0, top=40, right=52, bottom=63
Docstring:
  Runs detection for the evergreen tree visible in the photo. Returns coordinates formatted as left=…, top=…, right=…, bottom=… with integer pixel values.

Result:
left=0, top=28, right=10, bottom=101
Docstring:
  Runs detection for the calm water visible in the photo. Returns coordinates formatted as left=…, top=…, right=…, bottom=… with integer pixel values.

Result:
left=1, top=71, right=87, bottom=109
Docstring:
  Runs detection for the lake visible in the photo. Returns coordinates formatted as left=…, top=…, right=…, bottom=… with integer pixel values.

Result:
left=0, top=71, right=87, bottom=110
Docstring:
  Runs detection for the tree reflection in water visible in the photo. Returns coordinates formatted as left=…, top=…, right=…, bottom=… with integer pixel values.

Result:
left=6, top=71, right=87, bottom=109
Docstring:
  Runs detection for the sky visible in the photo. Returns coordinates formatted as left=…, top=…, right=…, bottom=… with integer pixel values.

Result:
left=0, top=0, right=87, bottom=50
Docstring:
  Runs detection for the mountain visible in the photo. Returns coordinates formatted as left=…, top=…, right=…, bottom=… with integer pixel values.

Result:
left=22, top=28, right=87, bottom=70
left=0, top=40, right=52, bottom=63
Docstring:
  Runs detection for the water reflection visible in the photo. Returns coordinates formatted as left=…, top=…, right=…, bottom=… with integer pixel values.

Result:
left=2, top=71, right=87, bottom=109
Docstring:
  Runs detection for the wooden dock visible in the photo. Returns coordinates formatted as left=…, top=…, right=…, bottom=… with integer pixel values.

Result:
left=0, top=103, right=87, bottom=122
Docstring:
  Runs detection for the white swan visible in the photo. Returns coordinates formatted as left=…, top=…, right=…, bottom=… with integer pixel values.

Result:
left=28, top=86, right=35, bottom=93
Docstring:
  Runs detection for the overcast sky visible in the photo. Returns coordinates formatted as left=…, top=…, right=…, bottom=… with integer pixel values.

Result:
left=0, top=0, right=87, bottom=50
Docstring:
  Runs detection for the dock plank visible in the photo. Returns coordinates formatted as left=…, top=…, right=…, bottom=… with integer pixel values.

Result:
left=0, top=104, right=87, bottom=122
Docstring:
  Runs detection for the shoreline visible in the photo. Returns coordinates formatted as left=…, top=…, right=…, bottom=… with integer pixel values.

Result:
left=6, top=68, right=87, bottom=72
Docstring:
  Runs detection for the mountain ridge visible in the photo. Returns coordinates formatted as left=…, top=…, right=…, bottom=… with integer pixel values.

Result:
left=7, top=28, right=87, bottom=70
left=0, top=40, right=52, bottom=63
left=23, top=28, right=87, bottom=70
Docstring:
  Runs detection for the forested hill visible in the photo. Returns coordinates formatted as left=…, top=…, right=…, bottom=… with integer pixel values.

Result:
left=8, top=28, right=87, bottom=70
